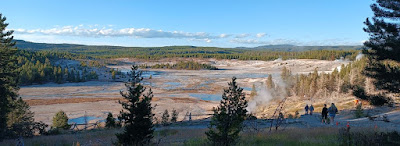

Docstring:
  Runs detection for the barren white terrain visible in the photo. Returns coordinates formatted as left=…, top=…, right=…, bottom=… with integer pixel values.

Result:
left=19, top=58, right=351, bottom=125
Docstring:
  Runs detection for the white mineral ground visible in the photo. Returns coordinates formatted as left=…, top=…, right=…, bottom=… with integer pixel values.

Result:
left=19, top=58, right=400, bottom=130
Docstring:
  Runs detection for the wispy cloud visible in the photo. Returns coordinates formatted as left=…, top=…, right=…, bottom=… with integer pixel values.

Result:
left=235, top=33, right=251, bottom=38
left=219, top=33, right=232, bottom=38
left=12, top=25, right=219, bottom=39
left=230, top=39, right=298, bottom=45
left=190, top=38, right=212, bottom=43
left=231, top=38, right=362, bottom=46
left=256, top=33, right=267, bottom=38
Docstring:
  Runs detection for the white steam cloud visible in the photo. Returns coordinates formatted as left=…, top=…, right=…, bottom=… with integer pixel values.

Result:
left=356, top=53, right=364, bottom=61
left=247, top=83, right=274, bottom=113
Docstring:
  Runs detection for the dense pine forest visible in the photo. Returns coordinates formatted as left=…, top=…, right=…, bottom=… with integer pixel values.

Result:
left=139, top=61, right=218, bottom=70
left=15, top=40, right=360, bottom=61
left=16, top=50, right=99, bottom=85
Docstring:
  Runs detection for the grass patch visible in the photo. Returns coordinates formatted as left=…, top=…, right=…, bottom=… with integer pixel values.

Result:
left=183, top=128, right=339, bottom=146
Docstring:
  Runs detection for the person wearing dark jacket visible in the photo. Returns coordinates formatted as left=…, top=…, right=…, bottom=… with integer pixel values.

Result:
left=328, top=103, right=338, bottom=123
left=304, top=104, right=309, bottom=115
left=321, top=104, right=328, bottom=124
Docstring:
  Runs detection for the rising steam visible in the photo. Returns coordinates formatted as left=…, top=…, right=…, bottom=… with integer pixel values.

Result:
left=247, top=83, right=274, bottom=113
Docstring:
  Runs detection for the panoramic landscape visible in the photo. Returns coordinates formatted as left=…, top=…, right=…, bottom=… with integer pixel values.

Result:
left=1, top=0, right=400, bottom=145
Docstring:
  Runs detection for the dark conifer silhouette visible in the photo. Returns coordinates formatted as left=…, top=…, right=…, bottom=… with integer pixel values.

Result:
left=357, top=0, right=400, bottom=104
left=0, top=14, right=18, bottom=141
left=206, top=77, right=248, bottom=146
left=116, top=65, right=154, bottom=145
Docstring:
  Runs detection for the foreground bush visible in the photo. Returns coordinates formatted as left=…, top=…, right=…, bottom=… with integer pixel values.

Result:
left=339, top=128, right=400, bottom=145
left=52, top=110, right=70, bottom=130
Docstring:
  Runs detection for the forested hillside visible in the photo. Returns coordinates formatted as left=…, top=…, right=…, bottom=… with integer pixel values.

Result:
left=139, top=61, right=218, bottom=70
left=16, top=50, right=99, bottom=85
left=15, top=40, right=360, bottom=61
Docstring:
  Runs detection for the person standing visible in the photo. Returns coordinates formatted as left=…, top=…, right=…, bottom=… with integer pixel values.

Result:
left=321, top=104, right=328, bottom=124
left=309, top=105, right=314, bottom=115
left=328, top=103, right=338, bottom=123
left=304, top=104, right=309, bottom=115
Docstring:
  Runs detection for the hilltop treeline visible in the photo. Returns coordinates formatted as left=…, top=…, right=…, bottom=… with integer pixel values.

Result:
left=16, top=50, right=98, bottom=85
left=15, top=40, right=360, bottom=61
left=65, top=48, right=359, bottom=61
left=139, top=61, right=218, bottom=70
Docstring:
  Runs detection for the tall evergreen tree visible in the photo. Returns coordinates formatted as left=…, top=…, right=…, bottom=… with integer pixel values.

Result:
left=0, top=14, right=18, bottom=141
left=266, top=74, right=275, bottom=89
left=206, top=77, right=248, bottom=146
left=7, top=98, right=36, bottom=137
left=171, top=109, right=178, bottom=123
left=249, top=84, right=257, bottom=101
left=363, top=0, right=400, bottom=94
left=161, top=109, right=170, bottom=126
left=116, top=65, right=154, bottom=145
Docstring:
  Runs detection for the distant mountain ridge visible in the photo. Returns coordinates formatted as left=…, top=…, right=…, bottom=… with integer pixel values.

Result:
left=14, top=40, right=362, bottom=52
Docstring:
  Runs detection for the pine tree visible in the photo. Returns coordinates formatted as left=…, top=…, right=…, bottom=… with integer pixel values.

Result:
left=7, top=98, right=36, bottom=137
left=116, top=65, right=154, bottom=145
left=171, top=109, right=178, bottom=123
left=161, top=109, right=170, bottom=126
left=105, top=112, right=116, bottom=128
left=0, top=14, right=18, bottom=141
left=281, top=66, right=292, bottom=84
left=266, top=74, right=275, bottom=89
left=249, top=84, right=257, bottom=100
left=112, top=70, right=116, bottom=80
left=206, top=77, right=248, bottom=146
left=52, top=110, right=70, bottom=130
left=363, top=0, right=400, bottom=94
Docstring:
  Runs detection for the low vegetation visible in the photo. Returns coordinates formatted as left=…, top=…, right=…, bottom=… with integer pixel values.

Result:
left=52, top=110, right=70, bottom=130
left=140, top=61, right=218, bottom=70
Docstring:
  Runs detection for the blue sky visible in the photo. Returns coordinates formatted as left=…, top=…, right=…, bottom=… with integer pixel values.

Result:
left=1, top=0, right=374, bottom=47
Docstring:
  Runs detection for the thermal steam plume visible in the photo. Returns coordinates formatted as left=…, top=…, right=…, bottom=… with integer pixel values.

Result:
left=246, top=83, right=274, bottom=114
left=356, top=52, right=364, bottom=60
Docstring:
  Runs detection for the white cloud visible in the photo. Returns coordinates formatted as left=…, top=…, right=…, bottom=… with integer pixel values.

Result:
left=230, top=38, right=363, bottom=46
left=235, top=33, right=251, bottom=38
left=219, top=33, right=232, bottom=38
left=190, top=38, right=212, bottom=43
left=230, top=39, right=298, bottom=45
left=230, top=39, right=265, bottom=44
left=256, top=33, right=267, bottom=38
left=12, top=25, right=219, bottom=39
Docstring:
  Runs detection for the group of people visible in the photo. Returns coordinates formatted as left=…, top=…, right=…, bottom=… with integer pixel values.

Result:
left=304, top=104, right=314, bottom=115
left=304, top=103, right=338, bottom=124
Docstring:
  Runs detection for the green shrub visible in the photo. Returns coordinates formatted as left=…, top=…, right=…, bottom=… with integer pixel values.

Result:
left=105, top=112, right=117, bottom=128
left=339, top=129, right=400, bottom=145
left=354, top=104, right=364, bottom=118
left=52, top=110, right=70, bottom=130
